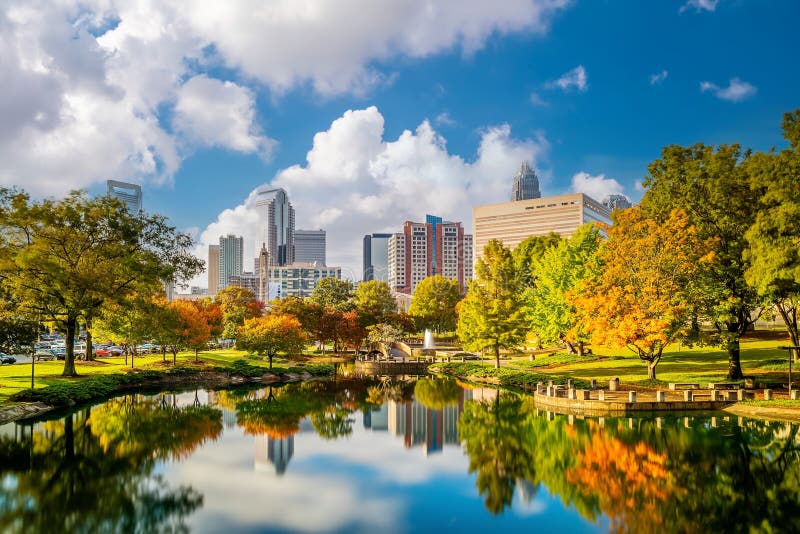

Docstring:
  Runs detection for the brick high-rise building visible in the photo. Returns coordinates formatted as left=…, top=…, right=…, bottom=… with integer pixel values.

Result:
left=387, top=215, right=473, bottom=295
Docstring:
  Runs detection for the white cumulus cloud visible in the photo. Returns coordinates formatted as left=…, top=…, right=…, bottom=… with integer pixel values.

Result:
left=570, top=172, right=627, bottom=204
left=174, top=75, right=274, bottom=156
left=194, top=106, right=549, bottom=284
left=547, top=65, right=588, bottom=93
left=700, top=77, right=757, bottom=102
left=0, top=0, right=570, bottom=196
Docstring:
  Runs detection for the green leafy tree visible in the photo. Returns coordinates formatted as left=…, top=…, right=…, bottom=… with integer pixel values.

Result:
left=309, top=277, right=354, bottom=311
left=215, top=286, right=262, bottom=339
left=457, top=240, right=528, bottom=368
left=353, top=280, right=396, bottom=326
left=408, top=275, right=462, bottom=333
left=0, top=286, right=37, bottom=353
left=93, top=292, right=159, bottom=366
left=641, top=143, right=762, bottom=379
left=527, top=224, right=600, bottom=354
left=459, top=394, right=536, bottom=515
left=236, top=314, right=307, bottom=369
left=512, top=232, right=562, bottom=289
left=0, top=190, right=202, bottom=376
left=745, top=109, right=800, bottom=354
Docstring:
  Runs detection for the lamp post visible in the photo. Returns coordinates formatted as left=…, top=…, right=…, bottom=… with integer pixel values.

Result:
left=778, top=345, right=800, bottom=395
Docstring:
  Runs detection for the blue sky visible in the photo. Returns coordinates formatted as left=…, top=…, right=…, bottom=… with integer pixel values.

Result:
left=1, top=0, right=798, bottom=284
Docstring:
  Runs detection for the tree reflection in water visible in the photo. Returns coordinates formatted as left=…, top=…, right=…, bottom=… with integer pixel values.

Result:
left=458, top=393, right=800, bottom=531
left=0, top=394, right=222, bottom=533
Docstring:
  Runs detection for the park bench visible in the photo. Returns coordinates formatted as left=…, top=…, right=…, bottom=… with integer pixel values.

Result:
left=707, top=382, right=739, bottom=390
left=668, top=383, right=700, bottom=390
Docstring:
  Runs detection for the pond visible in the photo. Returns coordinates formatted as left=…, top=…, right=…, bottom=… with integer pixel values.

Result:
left=1, top=376, right=799, bottom=533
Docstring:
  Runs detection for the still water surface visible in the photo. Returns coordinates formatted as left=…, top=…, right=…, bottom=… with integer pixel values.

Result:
left=1, top=376, right=799, bottom=533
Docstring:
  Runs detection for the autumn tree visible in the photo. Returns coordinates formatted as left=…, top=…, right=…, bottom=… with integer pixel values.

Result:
left=575, top=208, right=712, bottom=380
left=215, top=286, right=262, bottom=339
left=353, top=280, right=396, bottom=326
left=408, top=275, right=462, bottom=333
left=338, top=311, right=367, bottom=353
left=150, top=299, right=210, bottom=365
left=93, top=292, right=159, bottom=366
left=236, top=314, right=307, bottom=369
left=745, top=109, right=800, bottom=354
left=0, top=190, right=201, bottom=376
left=457, top=240, right=528, bottom=368
left=191, top=298, right=223, bottom=342
left=642, top=143, right=762, bottom=379
left=527, top=224, right=600, bottom=355
left=309, top=277, right=354, bottom=312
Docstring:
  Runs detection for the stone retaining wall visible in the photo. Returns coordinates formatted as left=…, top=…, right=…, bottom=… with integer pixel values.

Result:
left=355, top=360, right=431, bottom=375
left=534, top=391, right=733, bottom=416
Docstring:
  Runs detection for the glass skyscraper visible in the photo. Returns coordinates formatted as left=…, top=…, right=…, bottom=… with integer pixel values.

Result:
left=363, top=233, right=391, bottom=282
left=254, top=187, right=295, bottom=266
left=106, top=180, right=142, bottom=213
left=511, top=161, right=541, bottom=201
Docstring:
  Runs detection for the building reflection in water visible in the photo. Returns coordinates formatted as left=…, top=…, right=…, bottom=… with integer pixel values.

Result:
left=367, top=386, right=498, bottom=456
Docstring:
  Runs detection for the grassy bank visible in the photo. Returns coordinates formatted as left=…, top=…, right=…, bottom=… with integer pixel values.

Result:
left=0, top=349, right=336, bottom=406
left=429, top=361, right=591, bottom=390
left=505, top=337, right=794, bottom=387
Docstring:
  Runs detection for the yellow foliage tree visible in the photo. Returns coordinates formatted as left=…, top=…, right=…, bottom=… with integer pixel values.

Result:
left=574, top=208, right=713, bottom=380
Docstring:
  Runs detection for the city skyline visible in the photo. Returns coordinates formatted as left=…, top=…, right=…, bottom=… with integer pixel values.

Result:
left=1, top=1, right=798, bottom=283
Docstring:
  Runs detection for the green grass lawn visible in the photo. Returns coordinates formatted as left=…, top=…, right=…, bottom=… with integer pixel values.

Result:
left=0, top=349, right=320, bottom=405
left=503, top=337, right=795, bottom=387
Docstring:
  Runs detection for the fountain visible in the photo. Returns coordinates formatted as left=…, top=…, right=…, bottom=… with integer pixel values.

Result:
left=423, top=329, right=434, bottom=350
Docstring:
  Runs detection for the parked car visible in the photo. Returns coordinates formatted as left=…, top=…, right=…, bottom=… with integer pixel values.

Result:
left=96, top=346, right=123, bottom=357
left=34, top=349, right=55, bottom=361
left=51, top=347, right=67, bottom=360
left=0, top=353, right=16, bottom=365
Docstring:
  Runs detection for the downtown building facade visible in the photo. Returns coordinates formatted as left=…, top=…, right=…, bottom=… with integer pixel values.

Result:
left=473, top=192, right=611, bottom=259
left=293, top=229, right=326, bottom=265
left=603, top=194, right=633, bottom=211
left=511, top=161, right=541, bottom=201
left=218, top=234, right=243, bottom=291
left=106, top=180, right=143, bottom=213
left=362, top=233, right=392, bottom=282
left=267, top=263, right=342, bottom=299
left=254, top=187, right=295, bottom=266
left=387, top=216, right=473, bottom=295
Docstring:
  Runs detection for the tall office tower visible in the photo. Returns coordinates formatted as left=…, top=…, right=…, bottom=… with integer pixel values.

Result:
left=294, top=230, right=326, bottom=265
left=106, top=180, right=143, bottom=212
left=511, top=161, right=541, bottom=201
left=208, top=245, right=220, bottom=296
left=218, top=234, right=243, bottom=291
left=473, top=192, right=612, bottom=260
left=257, top=244, right=269, bottom=303
left=603, top=194, right=633, bottom=211
left=387, top=216, right=473, bottom=294
left=254, top=187, right=295, bottom=266
left=363, top=233, right=392, bottom=282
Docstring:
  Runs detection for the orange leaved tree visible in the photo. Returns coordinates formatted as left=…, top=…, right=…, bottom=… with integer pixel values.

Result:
left=236, top=314, right=307, bottom=369
left=574, top=207, right=713, bottom=380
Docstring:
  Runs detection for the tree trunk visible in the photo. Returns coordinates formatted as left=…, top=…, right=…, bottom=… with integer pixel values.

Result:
left=195, top=348, right=199, bottom=363
left=62, top=315, right=78, bottom=377
left=173, top=349, right=177, bottom=366
left=494, top=346, right=500, bottom=369
left=647, top=361, right=657, bottom=381
left=726, top=332, right=744, bottom=380
left=577, top=341, right=586, bottom=357
left=268, top=354, right=273, bottom=370
left=562, top=337, right=577, bottom=354
left=162, top=347, right=166, bottom=362
left=84, top=320, right=94, bottom=361
left=776, top=301, right=799, bottom=361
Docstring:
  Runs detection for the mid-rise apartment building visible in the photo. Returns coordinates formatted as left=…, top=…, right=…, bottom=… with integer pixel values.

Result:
left=387, top=216, right=473, bottom=294
left=218, top=234, right=243, bottom=291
